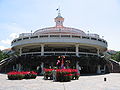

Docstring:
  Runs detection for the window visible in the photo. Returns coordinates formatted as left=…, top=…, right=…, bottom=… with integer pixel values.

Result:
left=91, top=38, right=97, bottom=40
left=23, top=37, right=29, bottom=40
left=72, top=35, right=81, bottom=38
left=39, top=35, right=48, bottom=38
left=30, top=36, right=38, bottom=39
left=13, top=40, right=16, bottom=43
left=103, top=40, right=106, bottom=43
left=17, top=38, right=22, bottom=41
left=50, top=35, right=59, bottom=37
left=98, top=39, right=102, bottom=42
left=82, top=36, right=89, bottom=39
left=61, top=35, right=70, bottom=37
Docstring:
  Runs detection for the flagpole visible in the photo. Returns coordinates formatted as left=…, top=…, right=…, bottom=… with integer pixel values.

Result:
left=56, top=6, right=61, bottom=16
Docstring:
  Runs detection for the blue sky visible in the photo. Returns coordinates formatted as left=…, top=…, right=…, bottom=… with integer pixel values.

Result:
left=0, top=0, right=120, bottom=51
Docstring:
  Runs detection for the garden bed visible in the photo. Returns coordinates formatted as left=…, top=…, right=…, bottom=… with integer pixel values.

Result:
left=7, top=71, right=37, bottom=80
left=44, top=69, right=80, bottom=82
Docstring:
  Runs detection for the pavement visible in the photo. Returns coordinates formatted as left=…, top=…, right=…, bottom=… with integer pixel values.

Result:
left=0, top=73, right=120, bottom=90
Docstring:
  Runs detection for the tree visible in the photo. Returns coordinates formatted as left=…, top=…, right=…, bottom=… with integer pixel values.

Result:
left=111, top=51, right=120, bottom=62
left=0, top=50, right=10, bottom=61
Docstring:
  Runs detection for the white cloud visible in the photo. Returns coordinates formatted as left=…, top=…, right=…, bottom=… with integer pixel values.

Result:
left=1, top=39, right=11, bottom=45
left=9, top=33, right=19, bottom=39
left=0, top=46, right=7, bottom=50
left=0, top=33, right=19, bottom=46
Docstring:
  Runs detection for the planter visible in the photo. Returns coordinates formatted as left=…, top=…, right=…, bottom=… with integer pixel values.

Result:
left=8, top=74, right=24, bottom=80
left=7, top=71, right=37, bottom=80
left=44, top=69, right=80, bottom=82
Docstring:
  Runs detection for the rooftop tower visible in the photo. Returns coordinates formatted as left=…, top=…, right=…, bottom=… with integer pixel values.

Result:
left=54, top=8, right=64, bottom=27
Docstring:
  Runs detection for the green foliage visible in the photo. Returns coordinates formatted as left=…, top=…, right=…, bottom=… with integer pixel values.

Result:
left=8, top=74, right=24, bottom=80
left=111, top=51, right=120, bottom=62
left=0, top=50, right=10, bottom=61
left=24, top=74, right=37, bottom=79
left=7, top=71, right=37, bottom=80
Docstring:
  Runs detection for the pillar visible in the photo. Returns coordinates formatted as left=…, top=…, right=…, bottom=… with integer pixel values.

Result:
left=103, top=65, right=106, bottom=73
left=19, top=48, right=22, bottom=56
left=13, top=65, right=15, bottom=71
left=76, top=61, right=81, bottom=74
left=97, top=48, right=100, bottom=56
left=75, top=44, right=79, bottom=56
left=41, top=44, right=44, bottom=56
left=40, top=62, right=44, bottom=75
left=53, top=70, right=57, bottom=82
left=18, top=64, right=22, bottom=71
left=97, top=65, right=101, bottom=74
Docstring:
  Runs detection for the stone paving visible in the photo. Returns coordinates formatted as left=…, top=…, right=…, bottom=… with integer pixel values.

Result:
left=0, top=73, right=120, bottom=90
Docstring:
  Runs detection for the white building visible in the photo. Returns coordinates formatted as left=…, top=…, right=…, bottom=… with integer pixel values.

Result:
left=11, top=13, right=107, bottom=57
left=10, top=12, right=108, bottom=74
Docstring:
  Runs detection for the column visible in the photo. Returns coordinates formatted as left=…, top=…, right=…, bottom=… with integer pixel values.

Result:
left=13, top=65, right=15, bottom=71
left=16, top=64, right=18, bottom=71
left=76, top=61, right=80, bottom=74
left=41, top=44, right=44, bottom=56
left=97, top=65, right=101, bottom=74
left=40, top=62, right=44, bottom=75
left=75, top=44, right=79, bottom=56
left=97, top=48, right=100, bottom=56
left=103, top=65, right=106, bottom=73
left=18, top=64, right=22, bottom=71
left=19, top=48, right=22, bottom=56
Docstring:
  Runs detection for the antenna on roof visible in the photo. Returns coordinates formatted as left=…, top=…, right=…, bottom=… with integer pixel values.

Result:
left=56, top=6, right=61, bottom=16
left=87, top=31, right=89, bottom=35
left=31, top=30, right=33, bottom=36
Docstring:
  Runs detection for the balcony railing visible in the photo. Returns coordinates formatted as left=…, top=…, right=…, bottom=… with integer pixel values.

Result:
left=11, top=34, right=107, bottom=45
left=21, top=51, right=98, bottom=56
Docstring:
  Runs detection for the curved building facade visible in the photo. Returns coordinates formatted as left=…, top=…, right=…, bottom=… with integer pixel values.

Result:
left=11, top=14, right=107, bottom=57
left=9, top=13, right=109, bottom=74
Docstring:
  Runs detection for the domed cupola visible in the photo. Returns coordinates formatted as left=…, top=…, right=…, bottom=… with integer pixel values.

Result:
left=54, top=9, right=64, bottom=27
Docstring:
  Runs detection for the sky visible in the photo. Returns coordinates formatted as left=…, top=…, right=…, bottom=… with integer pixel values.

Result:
left=0, top=0, right=120, bottom=51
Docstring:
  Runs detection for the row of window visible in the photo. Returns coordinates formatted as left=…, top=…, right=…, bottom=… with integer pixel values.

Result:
left=12, top=35, right=107, bottom=44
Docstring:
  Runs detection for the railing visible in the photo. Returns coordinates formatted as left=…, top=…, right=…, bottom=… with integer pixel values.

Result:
left=11, top=34, right=107, bottom=45
left=22, top=52, right=98, bottom=56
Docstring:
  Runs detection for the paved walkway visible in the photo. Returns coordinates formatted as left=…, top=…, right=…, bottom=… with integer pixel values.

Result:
left=0, top=73, right=120, bottom=90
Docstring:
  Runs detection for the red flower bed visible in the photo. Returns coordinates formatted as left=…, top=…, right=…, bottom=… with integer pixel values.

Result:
left=7, top=71, right=37, bottom=80
left=44, top=69, right=54, bottom=80
left=44, top=69, right=80, bottom=81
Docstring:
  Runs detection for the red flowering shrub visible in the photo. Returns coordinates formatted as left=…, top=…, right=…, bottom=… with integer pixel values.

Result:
left=56, top=69, right=72, bottom=81
left=23, top=71, right=37, bottom=79
left=44, top=69, right=54, bottom=80
left=64, top=74, right=73, bottom=81
left=70, top=69, right=80, bottom=80
left=7, top=71, right=24, bottom=80
left=74, top=73, right=80, bottom=80
left=44, top=68, right=80, bottom=81
left=7, top=71, right=37, bottom=80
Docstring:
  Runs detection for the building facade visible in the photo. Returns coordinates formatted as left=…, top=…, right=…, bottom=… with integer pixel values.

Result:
left=2, top=13, right=110, bottom=74
left=12, top=13, right=107, bottom=57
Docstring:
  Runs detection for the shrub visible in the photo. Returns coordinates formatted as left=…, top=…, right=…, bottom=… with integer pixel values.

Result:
left=44, top=68, right=80, bottom=82
left=75, top=73, right=80, bottom=80
left=7, top=71, right=37, bottom=80
left=7, top=71, right=24, bottom=80
left=44, top=69, right=54, bottom=80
